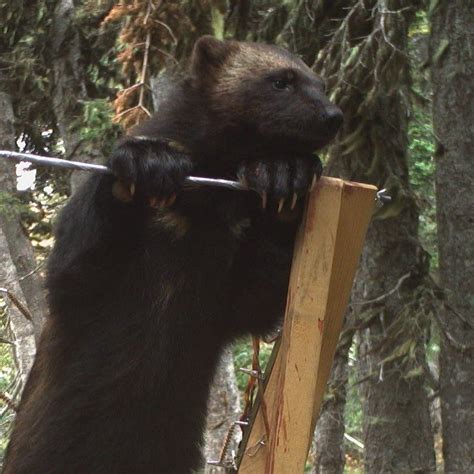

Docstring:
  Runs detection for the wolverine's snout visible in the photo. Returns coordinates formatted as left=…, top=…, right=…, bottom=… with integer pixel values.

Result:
left=321, top=106, right=343, bottom=136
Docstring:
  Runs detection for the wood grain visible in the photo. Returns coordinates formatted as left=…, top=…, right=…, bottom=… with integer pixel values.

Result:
left=238, top=177, right=376, bottom=473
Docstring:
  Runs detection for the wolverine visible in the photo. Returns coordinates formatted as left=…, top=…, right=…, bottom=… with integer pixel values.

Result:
left=3, top=36, right=342, bottom=473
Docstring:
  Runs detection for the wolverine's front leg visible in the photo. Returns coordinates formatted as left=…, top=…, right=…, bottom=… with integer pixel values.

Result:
left=225, top=215, right=296, bottom=338
left=46, top=136, right=194, bottom=311
left=110, top=136, right=193, bottom=208
left=225, top=154, right=323, bottom=338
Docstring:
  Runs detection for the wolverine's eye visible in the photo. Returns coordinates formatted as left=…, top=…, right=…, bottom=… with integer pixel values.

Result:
left=273, top=79, right=289, bottom=91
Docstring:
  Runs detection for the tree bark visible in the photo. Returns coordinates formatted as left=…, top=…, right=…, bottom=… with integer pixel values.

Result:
left=430, top=2, right=474, bottom=471
left=0, top=87, right=41, bottom=404
left=312, top=320, right=355, bottom=474
left=0, top=89, right=45, bottom=338
left=313, top=1, right=435, bottom=471
left=0, top=227, right=36, bottom=386
left=355, top=217, right=435, bottom=473
left=50, top=0, right=101, bottom=193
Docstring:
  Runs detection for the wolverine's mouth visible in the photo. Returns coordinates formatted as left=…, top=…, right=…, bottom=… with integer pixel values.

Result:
left=293, top=136, right=333, bottom=153
left=312, top=138, right=332, bottom=151
left=309, top=125, right=342, bottom=151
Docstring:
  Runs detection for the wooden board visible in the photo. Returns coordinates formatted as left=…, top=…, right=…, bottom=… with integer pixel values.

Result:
left=238, top=177, right=376, bottom=473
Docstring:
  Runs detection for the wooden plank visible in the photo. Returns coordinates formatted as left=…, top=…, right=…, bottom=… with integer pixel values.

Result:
left=238, top=177, right=376, bottom=473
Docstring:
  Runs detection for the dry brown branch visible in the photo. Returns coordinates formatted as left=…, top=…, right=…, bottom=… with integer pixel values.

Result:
left=105, top=0, right=193, bottom=129
left=0, top=392, right=18, bottom=412
left=0, top=288, right=33, bottom=322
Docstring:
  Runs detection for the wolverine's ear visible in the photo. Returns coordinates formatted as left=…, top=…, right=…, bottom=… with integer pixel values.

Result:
left=190, top=36, right=233, bottom=84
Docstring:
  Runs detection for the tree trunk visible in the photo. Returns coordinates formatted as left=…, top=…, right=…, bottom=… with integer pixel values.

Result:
left=51, top=0, right=102, bottom=193
left=0, top=87, right=42, bottom=402
left=430, top=2, right=474, bottom=471
left=313, top=1, right=435, bottom=471
left=312, top=320, right=355, bottom=474
left=0, top=227, right=36, bottom=386
left=0, top=89, right=45, bottom=338
left=355, top=217, right=435, bottom=472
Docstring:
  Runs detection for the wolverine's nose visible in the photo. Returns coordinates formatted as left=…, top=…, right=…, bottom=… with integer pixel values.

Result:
left=322, top=107, right=343, bottom=135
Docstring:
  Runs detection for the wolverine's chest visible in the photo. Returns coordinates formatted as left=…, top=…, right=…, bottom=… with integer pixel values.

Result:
left=151, top=208, right=252, bottom=244
left=150, top=188, right=255, bottom=242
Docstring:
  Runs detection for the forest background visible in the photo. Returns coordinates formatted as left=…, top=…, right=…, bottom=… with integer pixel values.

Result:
left=0, top=1, right=472, bottom=472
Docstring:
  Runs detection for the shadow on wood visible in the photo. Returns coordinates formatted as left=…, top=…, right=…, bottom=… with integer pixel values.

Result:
left=237, top=177, right=376, bottom=473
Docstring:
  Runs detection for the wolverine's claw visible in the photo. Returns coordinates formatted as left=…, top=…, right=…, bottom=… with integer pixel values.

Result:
left=310, top=174, right=318, bottom=192
left=291, top=193, right=298, bottom=210
left=277, top=198, right=285, bottom=213
left=261, top=192, right=267, bottom=210
left=149, top=197, right=159, bottom=208
left=112, top=181, right=134, bottom=202
left=165, top=194, right=177, bottom=207
left=238, top=175, right=248, bottom=188
left=150, top=194, right=176, bottom=209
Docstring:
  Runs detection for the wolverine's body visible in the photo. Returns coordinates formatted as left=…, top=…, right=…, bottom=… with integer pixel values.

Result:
left=4, top=37, right=342, bottom=473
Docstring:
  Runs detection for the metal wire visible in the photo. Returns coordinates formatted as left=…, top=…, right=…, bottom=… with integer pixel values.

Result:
left=0, top=150, right=247, bottom=192
left=0, top=150, right=390, bottom=203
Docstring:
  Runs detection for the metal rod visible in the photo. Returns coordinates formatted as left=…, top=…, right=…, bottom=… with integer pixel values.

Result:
left=376, top=188, right=392, bottom=204
left=0, top=150, right=391, bottom=204
left=0, top=150, right=247, bottom=192
left=1, top=151, right=111, bottom=174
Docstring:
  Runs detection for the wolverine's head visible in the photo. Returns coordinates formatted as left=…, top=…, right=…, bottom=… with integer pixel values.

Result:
left=189, top=36, right=343, bottom=152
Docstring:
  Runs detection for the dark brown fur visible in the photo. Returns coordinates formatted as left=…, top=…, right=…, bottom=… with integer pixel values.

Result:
left=3, top=37, right=342, bottom=473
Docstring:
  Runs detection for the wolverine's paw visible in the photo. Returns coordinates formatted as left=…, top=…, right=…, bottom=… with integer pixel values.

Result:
left=237, top=155, right=323, bottom=211
left=109, top=137, right=193, bottom=208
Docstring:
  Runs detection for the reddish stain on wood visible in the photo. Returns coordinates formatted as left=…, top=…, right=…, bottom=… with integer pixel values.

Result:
left=318, top=318, right=324, bottom=333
